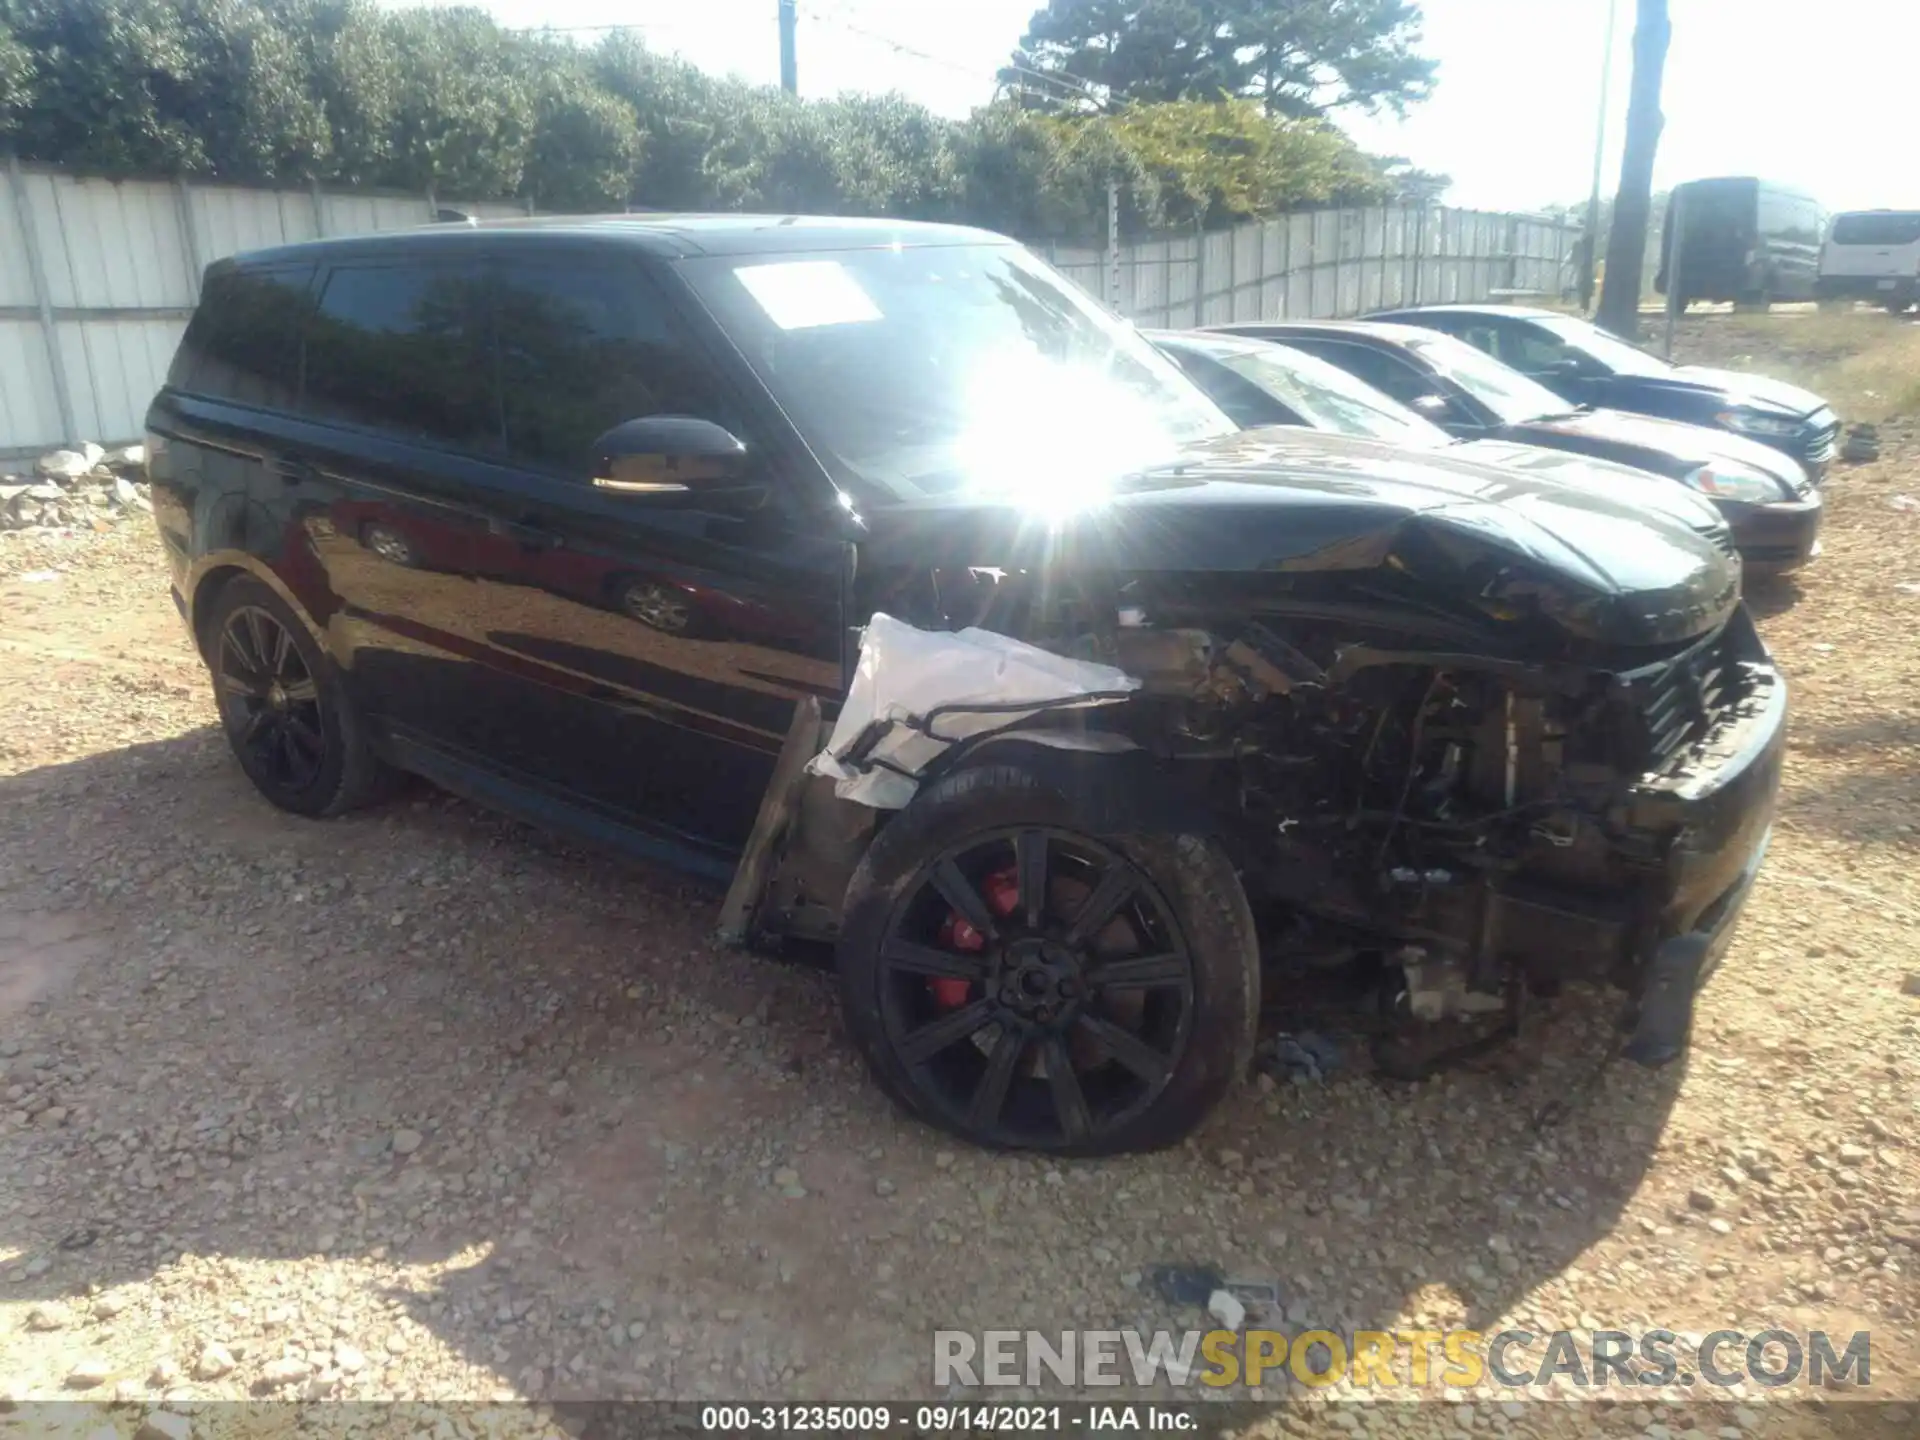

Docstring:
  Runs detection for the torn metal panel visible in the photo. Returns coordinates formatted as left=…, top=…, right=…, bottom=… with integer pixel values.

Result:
left=808, top=613, right=1139, bottom=808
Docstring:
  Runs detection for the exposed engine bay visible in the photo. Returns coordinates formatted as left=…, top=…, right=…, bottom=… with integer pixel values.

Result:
left=735, top=559, right=1782, bottom=1079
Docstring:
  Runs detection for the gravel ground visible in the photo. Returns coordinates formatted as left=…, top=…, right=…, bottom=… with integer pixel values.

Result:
left=1, top=314, right=1917, bottom=1439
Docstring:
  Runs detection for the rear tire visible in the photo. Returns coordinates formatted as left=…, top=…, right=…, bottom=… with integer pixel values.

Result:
left=835, top=763, right=1258, bottom=1155
left=616, top=577, right=698, bottom=634
left=361, top=522, right=420, bottom=568
left=204, top=576, right=394, bottom=818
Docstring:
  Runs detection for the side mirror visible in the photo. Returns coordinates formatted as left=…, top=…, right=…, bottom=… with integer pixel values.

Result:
left=590, top=416, right=758, bottom=501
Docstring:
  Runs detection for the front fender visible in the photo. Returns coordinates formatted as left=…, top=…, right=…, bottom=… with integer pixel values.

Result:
left=953, top=732, right=1232, bottom=838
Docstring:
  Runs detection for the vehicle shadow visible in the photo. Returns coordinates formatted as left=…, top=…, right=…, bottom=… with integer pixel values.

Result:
left=1743, top=571, right=1806, bottom=619
left=0, top=731, right=1684, bottom=1407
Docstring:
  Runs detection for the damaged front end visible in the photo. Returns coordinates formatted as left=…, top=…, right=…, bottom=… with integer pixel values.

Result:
left=725, top=438, right=1786, bottom=1080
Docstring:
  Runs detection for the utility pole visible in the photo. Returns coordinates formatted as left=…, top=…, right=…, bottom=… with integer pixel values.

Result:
left=779, top=0, right=798, bottom=95
left=1580, top=0, right=1621, bottom=313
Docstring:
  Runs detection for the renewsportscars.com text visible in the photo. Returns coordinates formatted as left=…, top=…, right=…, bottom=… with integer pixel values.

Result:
left=933, top=1328, right=1873, bottom=1391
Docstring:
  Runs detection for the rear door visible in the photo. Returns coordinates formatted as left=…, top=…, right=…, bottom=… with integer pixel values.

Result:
left=290, top=256, right=510, bottom=751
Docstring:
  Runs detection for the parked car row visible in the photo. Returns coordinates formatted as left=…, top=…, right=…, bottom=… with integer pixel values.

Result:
left=1155, top=310, right=1828, bottom=574
left=147, top=217, right=1811, bottom=1155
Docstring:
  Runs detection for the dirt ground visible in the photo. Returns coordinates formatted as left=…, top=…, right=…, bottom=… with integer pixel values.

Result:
left=1, top=312, right=1917, bottom=1439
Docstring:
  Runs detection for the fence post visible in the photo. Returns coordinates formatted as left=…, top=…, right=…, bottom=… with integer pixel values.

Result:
left=1377, top=206, right=1389, bottom=310
left=1192, top=222, right=1206, bottom=327
left=1278, top=213, right=1291, bottom=318
left=1105, top=180, right=1121, bottom=312
left=1411, top=206, right=1426, bottom=306
left=174, top=178, right=203, bottom=301
left=310, top=178, right=327, bottom=238
left=6, top=156, right=78, bottom=450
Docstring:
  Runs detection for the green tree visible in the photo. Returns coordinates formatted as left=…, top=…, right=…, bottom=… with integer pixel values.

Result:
left=951, top=102, right=1109, bottom=240
left=1004, top=0, right=1435, bottom=117
left=823, top=93, right=959, bottom=219
left=259, top=0, right=401, bottom=185
left=1097, top=95, right=1385, bottom=225
left=0, top=18, right=33, bottom=138
left=590, top=32, right=723, bottom=209
left=518, top=37, right=643, bottom=211
left=381, top=6, right=533, bottom=198
left=2, top=0, right=216, bottom=174
left=174, top=0, right=332, bottom=180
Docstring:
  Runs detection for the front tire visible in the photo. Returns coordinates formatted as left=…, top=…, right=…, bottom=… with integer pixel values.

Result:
left=835, top=763, right=1258, bottom=1155
left=204, top=577, right=393, bottom=818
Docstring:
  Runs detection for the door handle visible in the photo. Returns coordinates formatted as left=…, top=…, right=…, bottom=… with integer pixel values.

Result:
left=269, top=457, right=317, bottom=485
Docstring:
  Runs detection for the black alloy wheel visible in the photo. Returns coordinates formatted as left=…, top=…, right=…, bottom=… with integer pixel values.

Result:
left=837, top=763, right=1258, bottom=1155
left=875, top=826, right=1196, bottom=1149
left=217, top=604, right=328, bottom=794
left=203, top=576, right=394, bottom=817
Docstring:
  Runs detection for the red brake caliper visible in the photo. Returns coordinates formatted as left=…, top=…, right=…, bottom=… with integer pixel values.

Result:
left=931, top=866, right=1020, bottom=1009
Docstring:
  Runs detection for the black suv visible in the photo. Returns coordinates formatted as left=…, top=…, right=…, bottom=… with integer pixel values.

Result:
left=146, top=217, right=1786, bottom=1155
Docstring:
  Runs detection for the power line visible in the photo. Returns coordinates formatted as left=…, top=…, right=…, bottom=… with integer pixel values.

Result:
left=795, top=1, right=1103, bottom=110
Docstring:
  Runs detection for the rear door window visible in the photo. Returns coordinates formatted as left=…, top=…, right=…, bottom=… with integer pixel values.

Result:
left=1292, top=340, right=1433, bottom=406
left=1830, top=212, right=1920, bottom=247
left=491, top=260, right=741, bottom=476
left=169, top=265, right=315, bottom=407
left=1161, top=348, right=1296, bottom=429
left=301, top=263, right=499, bottom=450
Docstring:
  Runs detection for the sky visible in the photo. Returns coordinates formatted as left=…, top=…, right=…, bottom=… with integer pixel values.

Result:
left=419, top=0, right=1920, bottom=214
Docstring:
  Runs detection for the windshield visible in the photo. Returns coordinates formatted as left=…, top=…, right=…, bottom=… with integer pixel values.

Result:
left=1533, top=315, right=1673, bottom=378
left=682, top=244, right=1233, bottom=506
left=1402, top=332, right=1572, bottom=425
left=1209, top=343, right=1452, bottom=448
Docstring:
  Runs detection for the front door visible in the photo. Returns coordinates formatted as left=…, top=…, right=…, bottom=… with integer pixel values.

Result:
left=441, top=252, right=848, bottom=853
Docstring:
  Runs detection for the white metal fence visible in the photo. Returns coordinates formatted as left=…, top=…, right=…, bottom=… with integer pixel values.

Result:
left=0, top=161, right=527, bottom=460
left=1042, top=206, right=1580, bottom=329
left=1, top=161, right=1581, bottom=458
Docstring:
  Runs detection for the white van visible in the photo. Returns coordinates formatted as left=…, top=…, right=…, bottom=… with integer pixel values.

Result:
left=1818, top=210, right=1920, bottom=311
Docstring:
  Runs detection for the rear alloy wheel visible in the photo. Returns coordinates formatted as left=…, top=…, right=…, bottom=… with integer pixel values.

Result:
left=362, top=523, right=418, bottom=568
left=618, top=579, right=695, bottom=634
left=837, top=764, right=1257, bottom=1155
left=205, top=577, right=392, bottom=817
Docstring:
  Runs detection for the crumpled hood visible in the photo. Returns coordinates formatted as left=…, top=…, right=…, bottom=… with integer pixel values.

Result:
left=1518, top=407, right=1809, bottom=487
left=1666, top=365, right=1830, bottom=418
left=859, top=428, right=1741, bottom=647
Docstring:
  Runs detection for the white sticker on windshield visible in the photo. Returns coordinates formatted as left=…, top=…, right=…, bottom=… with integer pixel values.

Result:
left=735, top=261, right=883, bottom=331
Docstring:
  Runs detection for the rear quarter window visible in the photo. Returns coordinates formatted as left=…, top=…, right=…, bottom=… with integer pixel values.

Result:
left=168, top=265, right=315, bottom=407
